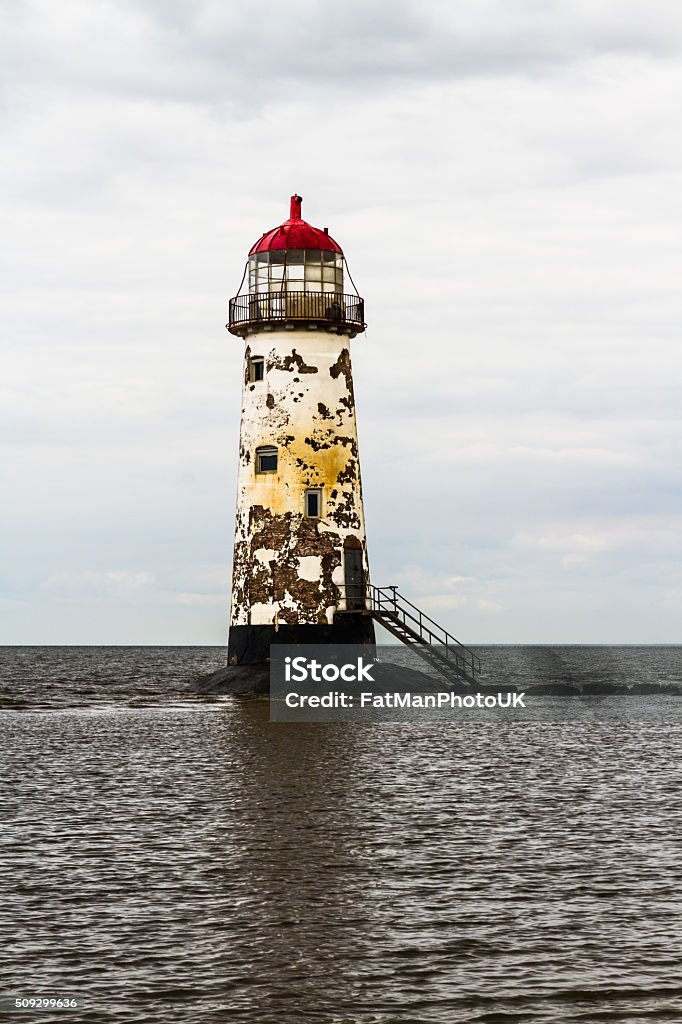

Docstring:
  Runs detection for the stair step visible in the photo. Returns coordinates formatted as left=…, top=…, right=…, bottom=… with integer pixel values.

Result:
left=367, top=586, right=480, bottom=685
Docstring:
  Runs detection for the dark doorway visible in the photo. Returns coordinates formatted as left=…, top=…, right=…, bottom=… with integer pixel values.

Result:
left=343, top=542, right=364, bottom=609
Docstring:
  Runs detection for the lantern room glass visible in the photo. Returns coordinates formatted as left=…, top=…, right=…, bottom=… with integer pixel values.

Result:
left=248, top=250, right=343, bottom=295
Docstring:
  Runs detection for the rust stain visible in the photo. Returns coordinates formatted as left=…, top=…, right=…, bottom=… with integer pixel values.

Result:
left=336, top=460, right=357, bottom=484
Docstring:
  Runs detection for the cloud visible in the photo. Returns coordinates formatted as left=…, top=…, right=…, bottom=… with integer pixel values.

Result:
left=41, top=570, right=156, bottom=596
left=6, top=1, right=682, bottom=109
left=1, top=1, right=681, bottom=641
left=386, top=567, right=505, bottom=621
left=174, top=592, right=225, bottom=606
left=513, top=517, right=682, bottom=558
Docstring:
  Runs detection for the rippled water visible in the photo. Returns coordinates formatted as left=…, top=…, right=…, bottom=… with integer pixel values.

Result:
left=2, top=647, right=682, bottom=1023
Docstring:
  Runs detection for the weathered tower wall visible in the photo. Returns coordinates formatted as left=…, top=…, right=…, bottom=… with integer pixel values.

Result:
left=228, top=328, right=374, bottom=664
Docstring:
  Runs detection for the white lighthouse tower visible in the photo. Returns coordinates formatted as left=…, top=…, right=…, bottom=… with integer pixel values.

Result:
left=226, top=195, right=375, bottom=664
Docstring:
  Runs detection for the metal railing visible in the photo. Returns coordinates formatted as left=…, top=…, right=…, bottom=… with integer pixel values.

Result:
left=228, top=291, right=365, bottom=332
left=335, top=581, right=371, bottom=612
left=336, top=583, right=481, bottom=682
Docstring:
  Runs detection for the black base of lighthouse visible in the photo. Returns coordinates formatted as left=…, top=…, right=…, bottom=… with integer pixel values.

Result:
left=227, top=615, right=376, bottom=666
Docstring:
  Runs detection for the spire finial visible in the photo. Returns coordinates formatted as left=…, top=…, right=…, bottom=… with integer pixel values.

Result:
left=290, top=194, right=302, bottom=219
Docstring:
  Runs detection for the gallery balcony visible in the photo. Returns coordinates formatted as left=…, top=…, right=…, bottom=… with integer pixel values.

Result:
left=227, top=291, right=366, bottom=338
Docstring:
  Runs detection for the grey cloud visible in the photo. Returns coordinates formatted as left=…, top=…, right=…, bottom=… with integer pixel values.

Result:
left=3, top=0, right=682, bottom=113
left=121, top=0, right=682, bottom=83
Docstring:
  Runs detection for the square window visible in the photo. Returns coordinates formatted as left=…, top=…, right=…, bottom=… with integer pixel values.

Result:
left=305, top=488, right=322, bottom=518
left=249, top=357, right=264, bottom=383
left=256, top=446, right=278, bottom=473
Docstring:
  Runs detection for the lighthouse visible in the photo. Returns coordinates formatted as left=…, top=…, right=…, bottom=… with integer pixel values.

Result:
left=225, top=195, right=375, bottom=664
left=203, top=195, right=482, bottom=693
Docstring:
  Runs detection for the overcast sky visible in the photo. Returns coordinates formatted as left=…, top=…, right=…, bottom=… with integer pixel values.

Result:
left=2, top=0, right=681, bottom=644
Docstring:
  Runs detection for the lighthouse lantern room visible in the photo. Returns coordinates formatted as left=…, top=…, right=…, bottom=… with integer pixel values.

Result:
left=226, top=196, right=374, bottom=665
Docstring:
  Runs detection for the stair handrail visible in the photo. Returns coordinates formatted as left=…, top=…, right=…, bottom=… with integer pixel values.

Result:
left=369, top=585, right=481, bottom=675
left=334, top=582, right=481, bottom=678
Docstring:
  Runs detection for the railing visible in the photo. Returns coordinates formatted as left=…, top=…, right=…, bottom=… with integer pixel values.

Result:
left=228, top=291, right=365, bottom=333
left=335, top=583, right=372, bottom=612
left=335, top=583, right=481, bottom=682
left=370, top=585, right=481, bottom=681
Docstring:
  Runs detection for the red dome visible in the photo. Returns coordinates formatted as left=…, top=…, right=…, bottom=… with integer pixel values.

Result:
left=248, top=195, right=343, bottom=256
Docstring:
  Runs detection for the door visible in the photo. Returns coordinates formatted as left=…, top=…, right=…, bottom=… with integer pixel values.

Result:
left=344, top=545, right=364, bottom=610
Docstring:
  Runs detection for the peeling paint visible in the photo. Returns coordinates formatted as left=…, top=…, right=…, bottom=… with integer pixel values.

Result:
left=329, top=348, right=355, bottom=406
left=269, top=349, right=319, bottom=375
left=298, top=555, right=322, bottom=582
left=336, top=461, right=357, bottom=484
left=254, top=548, right=277, bottom=565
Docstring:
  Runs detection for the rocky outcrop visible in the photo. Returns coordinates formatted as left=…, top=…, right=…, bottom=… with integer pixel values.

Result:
left=580, top=681, right=631, bottom=695
left=526, top=683, right=581, bottom=696
left=629, top=682, right=682, bottom=695
left=189, top=659, right=480, bottom=696
left=192, top=663, right=270, bottom=695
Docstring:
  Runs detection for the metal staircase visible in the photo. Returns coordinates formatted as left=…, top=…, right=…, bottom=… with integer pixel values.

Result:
left=339, top=584, right=481, bottom=686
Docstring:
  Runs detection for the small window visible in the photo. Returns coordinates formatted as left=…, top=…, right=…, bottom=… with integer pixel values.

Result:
left=256, top=446, right=278, bottom=473
left=249, top=357, right=264, bottom=383
left=305, top=488, right=322, bottom=518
